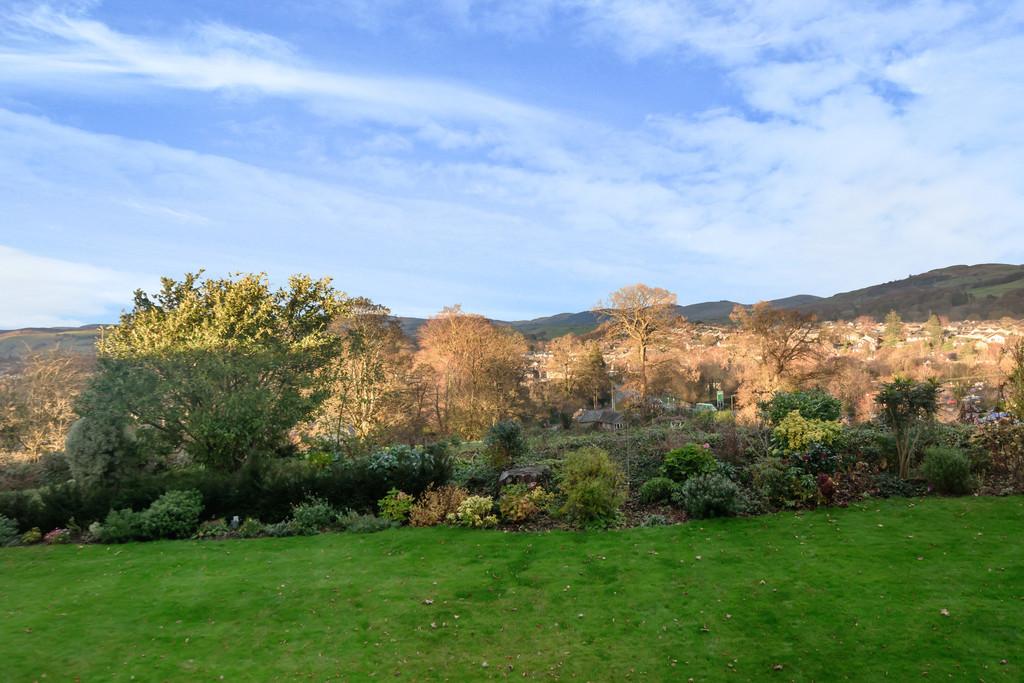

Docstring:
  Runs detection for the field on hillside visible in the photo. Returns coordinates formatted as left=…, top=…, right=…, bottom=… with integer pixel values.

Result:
left=2, top=496, right=1022, bottom=681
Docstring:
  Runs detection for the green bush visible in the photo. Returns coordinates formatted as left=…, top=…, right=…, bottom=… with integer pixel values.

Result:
left=673, top=473, right=740, bottom=519
left=920, top=446, right=975, bottom=495
left=65, top=415, right=139, bottom=488
left=559, top=447, right=625, bottom=527
left=872, top=473, right=927, bottom=498
left=289, top=496, right=338, bottom=534
left=638, top=476, right=676, bottom=505
left=750, top=458, right=817, bottom=509
left=237, top=517, right=265, bottom=538
left=97, top=508, right=145, bottom=543
left=337, top=510, right=394, bottom=533
left=662, top=444, right=717, bottom=483
left=447, top=495, right=498, bottom=528
left=498, top=484, right=554, bottom=523
left=21, top=527, right=42, bottom=544
left=193, top=519, right=231, bottom=539
left=484, top=420, right=528, bottom=469
left=760, top=389, right=842, bottom=425
left=377, top=488, right=414, bottom=523
left=640, top=514, right=670, bottom=527
left=0, top=514, right=19, bottom=546
left=141, top=489, right=203, bottom=539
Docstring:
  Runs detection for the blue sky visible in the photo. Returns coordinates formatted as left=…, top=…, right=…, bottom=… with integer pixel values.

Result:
left=1, top=0, right=1023, bottom=327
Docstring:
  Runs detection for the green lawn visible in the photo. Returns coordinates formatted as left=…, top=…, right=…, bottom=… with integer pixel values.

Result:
left=2, top=497, right=1022, bottom=681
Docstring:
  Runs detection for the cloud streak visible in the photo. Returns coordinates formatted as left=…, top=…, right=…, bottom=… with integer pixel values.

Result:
left=0, top=1, right=1022, bottom=326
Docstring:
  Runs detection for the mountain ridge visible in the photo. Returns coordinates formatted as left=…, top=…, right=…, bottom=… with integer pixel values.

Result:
left=3, top=263, right=1023, bottom=353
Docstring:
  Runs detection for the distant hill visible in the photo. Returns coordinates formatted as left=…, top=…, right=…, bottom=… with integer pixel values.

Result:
left=793, top=263, right=1024, bottom=321
left=0, top=325, right=101, bottom=362
left=3, top=264, right=1022, bottom=359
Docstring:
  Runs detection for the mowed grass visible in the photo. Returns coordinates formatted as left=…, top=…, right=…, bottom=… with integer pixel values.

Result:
left=2, top=497, right=1022, bottom=681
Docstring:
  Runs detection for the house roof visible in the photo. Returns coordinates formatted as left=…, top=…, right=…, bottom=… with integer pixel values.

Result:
left=576, top=409, right=624, bottom=424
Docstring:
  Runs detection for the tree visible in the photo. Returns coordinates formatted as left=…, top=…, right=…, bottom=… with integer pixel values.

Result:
left=597, top=284, right=680, bottom=401
left=875, top=377, right=939, bottom=479
left=1004, top=338, right=1024, bottom=420
left=78, top=272, right=349, bottom=471
left=883, top=310, right=903, bottom=348
left=925, top=314, right=944, bottom=350
left=0, top=350, right=92, bottom=457
left=730, top=302, right=818, bottom=387
left=317, top=299, right=416, bottom=449
left=416, top=306, right=528, bottom=438
left=575, top=341, right=613, bottom=409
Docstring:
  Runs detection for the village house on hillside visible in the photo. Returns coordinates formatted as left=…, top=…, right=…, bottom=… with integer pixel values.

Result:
left=574, top=408, right=625, bottom=431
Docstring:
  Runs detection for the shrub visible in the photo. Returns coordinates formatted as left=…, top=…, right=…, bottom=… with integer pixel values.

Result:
left=750, top=458, right=817, bottom=510
left=638, top=477, right=676, bottom=505
left=97, top=509, right=145, bottom=543
left=289, top=496, right=338, bottom=535
left=338, top=510, right=393, bottom=533
left=673, top=473, right=739, bottom=519
left=484, top=420, right=529, bottom=469
left=193, top=519, right=231, bottom=540
left=366, top=444, right=454, bottom=499
left=662, top=444, right=717, bottom=483
left=559, top=447, right=625, bottom=527
left=447, top=495, right=498, bottom=528
left=21, top=527, right=42, bottom=544
left=451, top=458, right=502, bottom=494
left=65, top=415, right=139, bottom=488
left=409, top=485, right=468, bottom=527
left=971, top=420, right=1024, bottom=484
left=43, top=528, right=72, bottom=544
left=237, top=517, right=265, bottom=538
left=263, top=521, right=297, bottom=537
left=141, top=489, right=203, bottom=539
left=920, top=446, right=975, bottom=495
left=773, top=411, right=843, bottom=453
left=378, top=488, right=415, bottom=523
left=640, top=514, right=670, bottom=527
left=789, top=442, right=842, bottom=476
left=498, top=484, right=554, bottom=523
left=760, top=389, right=842, bottom=425
left=0, top=514, right=19, bottom=546
left=872, top=473, right=927, bottom=498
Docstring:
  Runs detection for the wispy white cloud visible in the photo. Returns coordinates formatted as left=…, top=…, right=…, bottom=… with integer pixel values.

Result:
left=0, top=244, right=150, bottom=328
left=0, top=1, right=1022, bottom=326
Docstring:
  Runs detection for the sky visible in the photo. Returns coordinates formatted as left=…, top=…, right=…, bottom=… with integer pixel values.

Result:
left=1, top=0, right=1023, bottom=328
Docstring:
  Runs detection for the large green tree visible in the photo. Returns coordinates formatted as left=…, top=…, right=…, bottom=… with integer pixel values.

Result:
left=78, top=272, right=349, bottom=471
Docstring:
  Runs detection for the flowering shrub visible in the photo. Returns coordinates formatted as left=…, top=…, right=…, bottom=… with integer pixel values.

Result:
left=378, top=488, right=415, bottom=523
left=44, top=527, right=72, bottom=544
left=662, top=444, right=717, bottom=483
left=447, top=495, right=498, bottom=528
left=409, top=485, right=468, bottom=527
left=673, top=473, right=739, bottom=519
left=498, top=484, right=554, bottom=523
